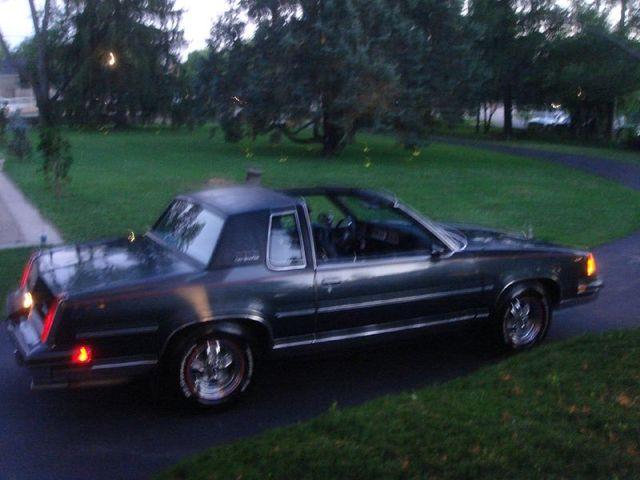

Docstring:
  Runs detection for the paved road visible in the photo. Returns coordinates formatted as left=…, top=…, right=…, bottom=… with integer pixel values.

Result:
left=0, top=145, right=639, bottom=479
left=434, top=136, right=640, bottom=191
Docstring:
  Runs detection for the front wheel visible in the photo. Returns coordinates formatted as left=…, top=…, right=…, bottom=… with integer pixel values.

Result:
left=165, top=332, right=254, bottom=409
left=496, top=284, right=550, bottom=350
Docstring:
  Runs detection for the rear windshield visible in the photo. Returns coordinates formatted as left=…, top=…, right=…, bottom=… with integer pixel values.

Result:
left=152, top=199, right=225, bottom=265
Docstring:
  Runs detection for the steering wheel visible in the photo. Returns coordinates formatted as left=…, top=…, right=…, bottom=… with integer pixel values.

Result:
left=332, top=216, right=357, bottom=252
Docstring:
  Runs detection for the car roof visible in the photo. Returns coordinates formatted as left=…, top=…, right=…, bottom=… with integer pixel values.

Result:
left=282, top=186, right=396, bottom=205
left=185, top=185, right=299, bottom=215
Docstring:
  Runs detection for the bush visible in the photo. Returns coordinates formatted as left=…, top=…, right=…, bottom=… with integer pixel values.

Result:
left=39, top=126, right=72, bottom=197
left=7, top=114, right=32, bottom=160
left=0, top=104, right=8, bottom=144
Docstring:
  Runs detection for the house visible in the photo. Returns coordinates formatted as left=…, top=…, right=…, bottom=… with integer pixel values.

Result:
left=0, top=58, right=38, bottom=118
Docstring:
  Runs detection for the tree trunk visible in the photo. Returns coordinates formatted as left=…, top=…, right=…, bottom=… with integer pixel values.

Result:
left=620, top=0, right=627, bottom=33
left=322, top=113, right=345, bottom=156
left=475, top=106, right=480, bottom=134
left=503, top=85, right=513, bottom=137
left=605, top=101, right=615, bottom=141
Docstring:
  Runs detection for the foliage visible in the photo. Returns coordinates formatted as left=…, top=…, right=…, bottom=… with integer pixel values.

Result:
left=7, top=114, right=32, bottom=160
left=158, top=329, right=640, bottom=480
left=5, top=128, right=640, bottom=247
left=468, top=0, right=566, bottom=135
left=0, top=102, right=7, bottom=144
left=39, top=126, right=73, bottom=197
left=50, top=0, right=184, bottom=127
left=197, top=0, right=475, bottom=155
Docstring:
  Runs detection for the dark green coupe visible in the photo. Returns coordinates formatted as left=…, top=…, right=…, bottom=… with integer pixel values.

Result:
left=6, top=186, right=602, bottom=408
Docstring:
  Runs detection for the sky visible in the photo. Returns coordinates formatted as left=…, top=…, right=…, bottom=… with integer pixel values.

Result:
left=0, top=0, right=617, bottom=57
left=0, top=0, right=230, bottom=55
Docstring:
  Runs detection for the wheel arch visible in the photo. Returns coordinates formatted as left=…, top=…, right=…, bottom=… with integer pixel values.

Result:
left=159, top=315, right=274, bottom=362
left=495, top=277, right=561, bottom=310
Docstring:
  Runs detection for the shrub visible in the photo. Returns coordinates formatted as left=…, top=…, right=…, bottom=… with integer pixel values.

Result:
left=7, top=114, right=32, bottom=160
left=38, top=126, right=72, bottom=197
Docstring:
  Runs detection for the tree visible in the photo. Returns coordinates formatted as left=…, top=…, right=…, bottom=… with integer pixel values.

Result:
left=56, top=0, right=184, bottom=126
left=0, top=0, right=72, bottom=196
left=469, top=0, right=565, bottom=136
left=199, top=0, right=470, bottom=155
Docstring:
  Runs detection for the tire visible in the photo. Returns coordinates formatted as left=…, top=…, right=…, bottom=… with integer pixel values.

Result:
left=164, top=331, right=254, bottom=409
left=493, top=282, right=551, bottom=351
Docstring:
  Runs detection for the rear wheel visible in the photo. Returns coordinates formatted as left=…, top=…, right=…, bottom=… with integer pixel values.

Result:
left=495, top=283, right=550, bottom=351
left=165, top=331, right=253, bottom=409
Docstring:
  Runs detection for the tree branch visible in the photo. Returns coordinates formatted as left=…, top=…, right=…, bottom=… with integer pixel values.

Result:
left=27, top=0, right=41, bottom=36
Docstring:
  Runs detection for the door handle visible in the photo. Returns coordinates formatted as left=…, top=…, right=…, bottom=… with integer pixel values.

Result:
left=321, top=277, right=342, bottom=286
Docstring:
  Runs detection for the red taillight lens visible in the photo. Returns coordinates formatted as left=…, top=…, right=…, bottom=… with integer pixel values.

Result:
left=41, top=298, right=60, bottom=343
left=20, top=253, right=37, bottom=289
left=71, top=345, right=92, bottom=364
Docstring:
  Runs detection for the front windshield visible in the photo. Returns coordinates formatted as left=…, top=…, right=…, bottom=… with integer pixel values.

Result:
left=152, top=199, right=225, bottom=265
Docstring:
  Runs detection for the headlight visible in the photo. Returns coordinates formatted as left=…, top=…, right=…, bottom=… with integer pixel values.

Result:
left=586, top=253, right=597, bottom=277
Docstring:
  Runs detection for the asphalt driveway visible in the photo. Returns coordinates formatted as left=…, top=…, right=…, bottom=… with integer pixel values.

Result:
left=0, top=144, right=639, bottom=479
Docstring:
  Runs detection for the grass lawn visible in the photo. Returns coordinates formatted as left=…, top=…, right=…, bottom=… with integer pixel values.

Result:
left=3, top=128, right=640, bottom=249
left=0, top=248, right=31, bottom=299
left=503, top=140, right=640, bottom=165
left=435, top=123, right=640, bottom=165
left=158, top=330, right=640, bottom=480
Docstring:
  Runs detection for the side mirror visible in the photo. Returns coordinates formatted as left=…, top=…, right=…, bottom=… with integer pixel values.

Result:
left=430, top=244, right=446, bottom=258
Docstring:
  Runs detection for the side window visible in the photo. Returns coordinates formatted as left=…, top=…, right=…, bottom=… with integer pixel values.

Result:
left=268, top=212, right=306, bottom=270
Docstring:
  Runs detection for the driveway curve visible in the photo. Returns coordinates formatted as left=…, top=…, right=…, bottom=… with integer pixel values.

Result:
left=1, top=143, right=640, bottom=479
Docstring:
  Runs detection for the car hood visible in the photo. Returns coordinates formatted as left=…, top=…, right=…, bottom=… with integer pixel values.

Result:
left=440, top=222, right=581, bottom=254
left=34, top=235, right=199, bottom=296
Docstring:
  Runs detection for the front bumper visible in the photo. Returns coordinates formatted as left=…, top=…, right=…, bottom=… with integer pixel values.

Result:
left=557, top=277, right=604, bottom=310
left=6, top=291, right=157, bottom=390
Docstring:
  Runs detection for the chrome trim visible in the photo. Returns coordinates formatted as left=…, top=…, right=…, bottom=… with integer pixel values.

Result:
left=266, top=210, right=308, bottom=271
left=299, top=199, right=318, bottom=269
left=315, top=254, right=432, bottom=270
left=77, top=325, right=158, bottom=340
left=275, top=308, right=316, bottom=319
left=273, top=312, right=488, bottom=350
left=395, top=203, right=461, bottom=253
left=317, top=286, right=485, bottom=314
left=91, top=359, right=158, bottom=371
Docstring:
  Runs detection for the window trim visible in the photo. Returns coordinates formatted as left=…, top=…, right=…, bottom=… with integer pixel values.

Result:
left=266, top=210, right=308, bottom=271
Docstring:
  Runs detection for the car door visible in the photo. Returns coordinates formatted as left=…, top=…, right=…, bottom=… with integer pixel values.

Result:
left=313, top=198, right=486, bottom=338
left=314, top=251, right=485, bottom=338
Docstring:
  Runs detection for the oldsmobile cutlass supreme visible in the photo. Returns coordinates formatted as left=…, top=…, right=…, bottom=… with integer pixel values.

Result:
left=5, top=186, right=602, bottom=408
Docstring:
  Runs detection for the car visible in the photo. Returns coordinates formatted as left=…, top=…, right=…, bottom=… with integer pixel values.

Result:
left=5, top=185, right=603, bottom=408
left=526, top=111, right=570, bottom=129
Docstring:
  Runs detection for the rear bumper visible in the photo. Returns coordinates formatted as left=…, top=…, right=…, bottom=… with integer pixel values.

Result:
left=6, top=292, right=157, bottom=390
left=557, top=278, right=603, bottom=310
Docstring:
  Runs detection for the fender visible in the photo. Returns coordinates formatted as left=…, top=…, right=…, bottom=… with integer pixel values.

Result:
left=159, top=313, right=274, bottom=359
left=495, top=277, right=561, bottom=310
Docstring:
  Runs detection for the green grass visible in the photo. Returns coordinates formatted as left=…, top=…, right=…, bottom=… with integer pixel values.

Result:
left=0, top=248, right=31, bottom=299
left=4, top=128, right=640, bottom=248
left=158, top=330, right=640, bottom=480
left=503, top=140, right=640, bottom=165
left=436, top=123, right=640, bottom=165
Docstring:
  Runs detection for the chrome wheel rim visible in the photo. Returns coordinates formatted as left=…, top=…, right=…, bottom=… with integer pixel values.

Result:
left=503, top=296, right=544, bottom=347
left=182, top=338, right=245, bottom=402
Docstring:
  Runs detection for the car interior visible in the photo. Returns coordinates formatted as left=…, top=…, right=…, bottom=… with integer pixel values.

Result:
left=302, top=193, right=443, bottom=263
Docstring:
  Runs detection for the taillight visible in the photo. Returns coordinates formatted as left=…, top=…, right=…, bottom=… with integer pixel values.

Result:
left=586, top=253, right=597, bottom=277
left=71, top=345, right=92, bottom=364
left=20, top=253, right=37, bottom=289
left=41, top=297, right=60, bottom=343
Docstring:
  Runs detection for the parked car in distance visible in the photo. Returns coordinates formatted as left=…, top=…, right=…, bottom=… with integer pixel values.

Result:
left=526, top=110, right=570, bottom=129
left=5, top=186, right=603, bottom=408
